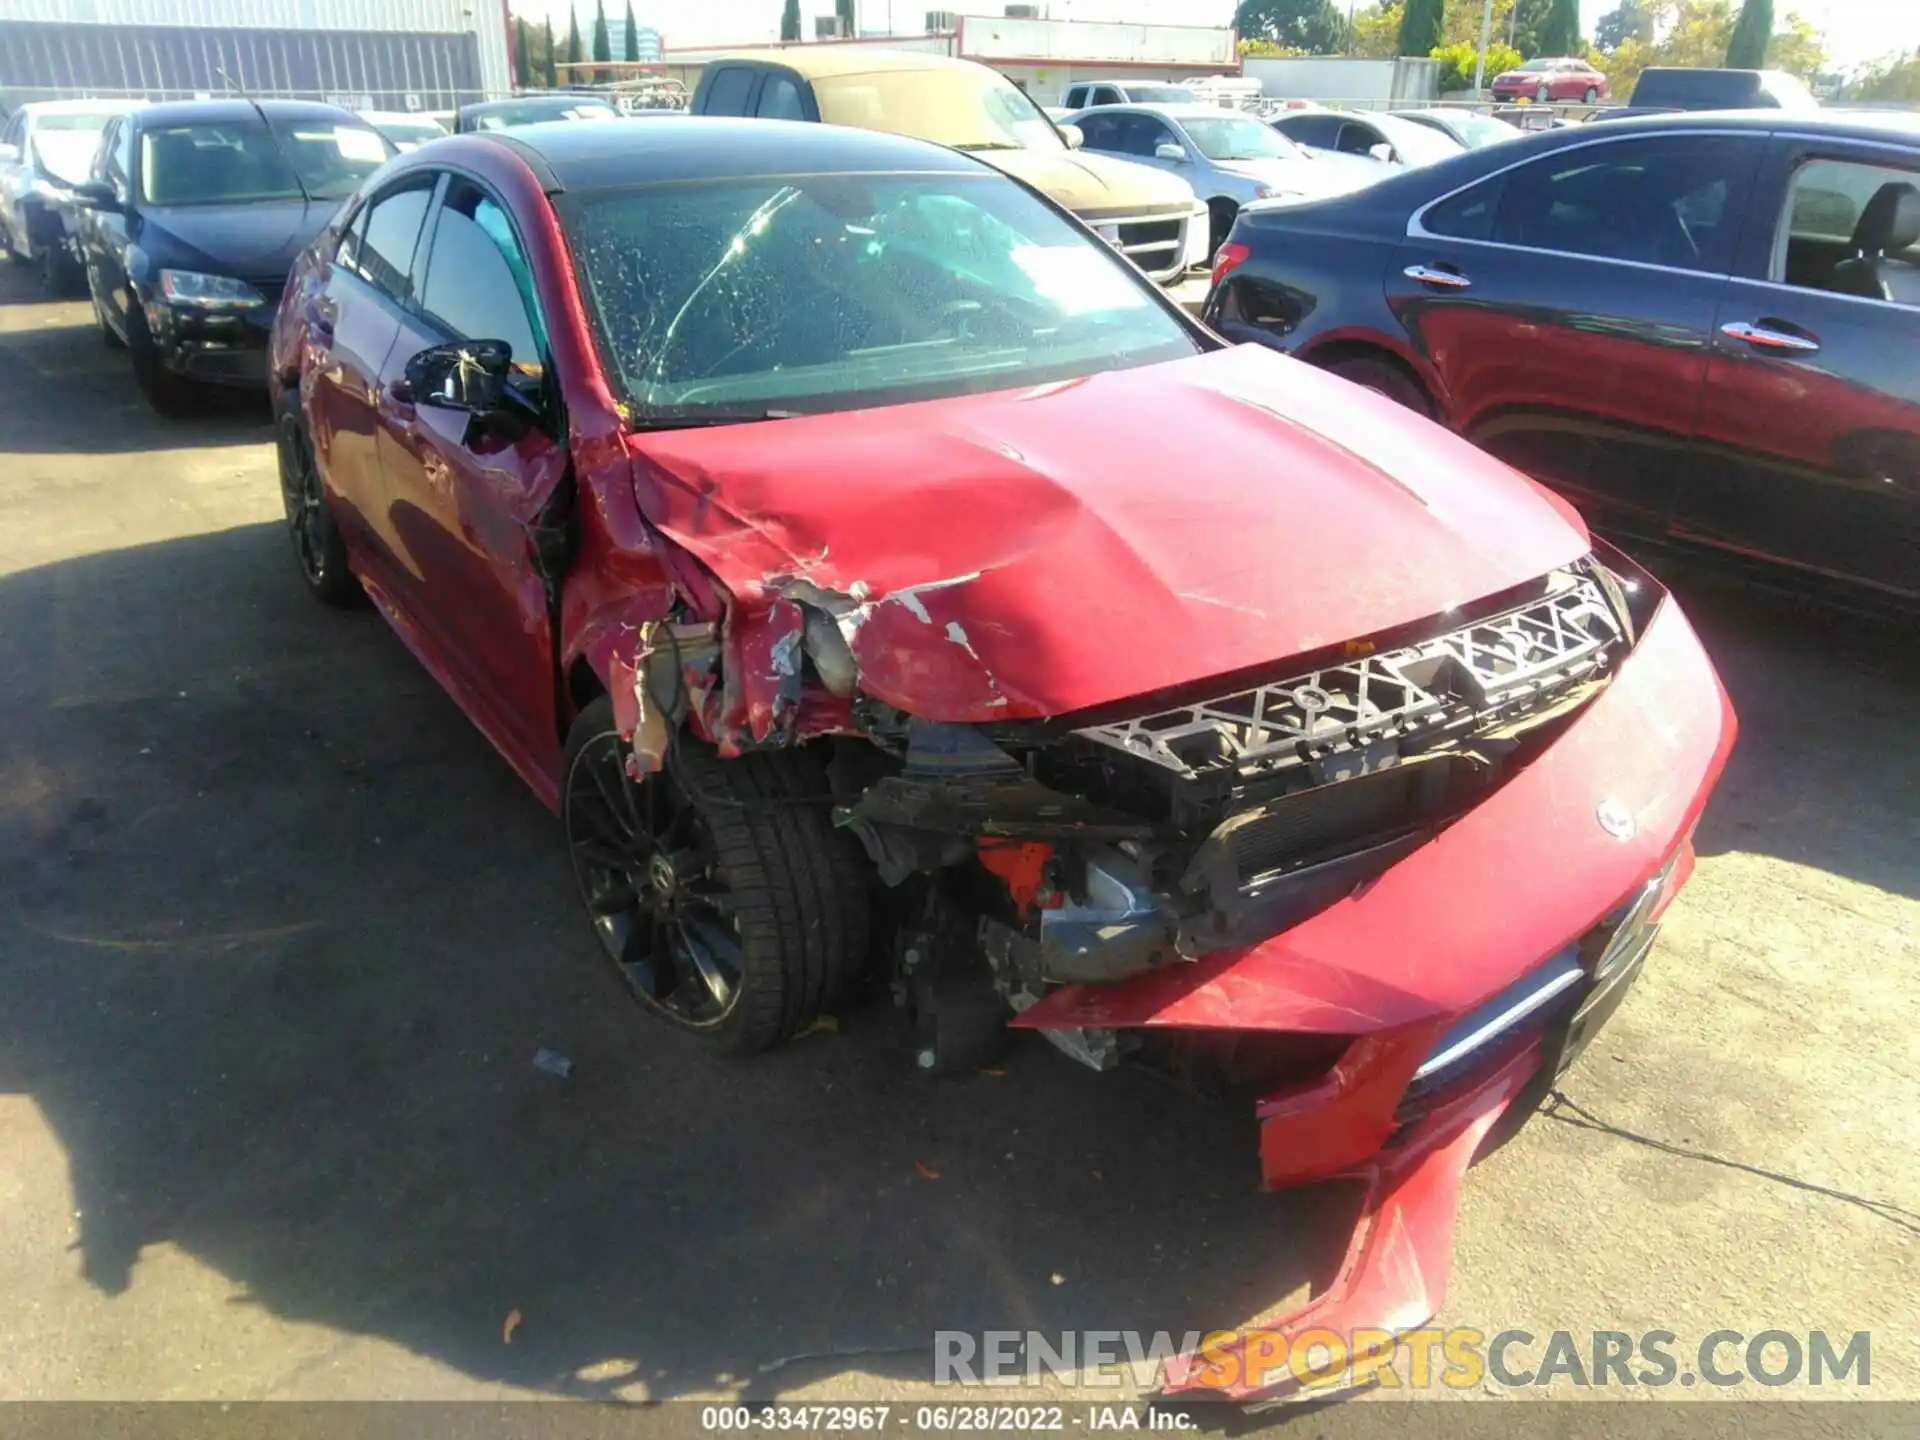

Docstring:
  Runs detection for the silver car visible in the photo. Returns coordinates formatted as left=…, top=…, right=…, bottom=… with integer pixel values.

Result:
left=1064, top=102, right=1377, bottom=258
left=0, top=99, right=141, bottom=293
left=1268, top=108, right=1468, bottom=170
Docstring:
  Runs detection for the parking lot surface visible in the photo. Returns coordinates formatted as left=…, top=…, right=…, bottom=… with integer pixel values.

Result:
left=0, top=264, right=1915, bottom=1404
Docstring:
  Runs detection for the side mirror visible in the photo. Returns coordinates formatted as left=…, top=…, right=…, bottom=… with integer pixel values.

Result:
left=1059, top=122, right=1084, bottom=150
left=0, top=142, right=19, bottom=165
left=1368, top=141, right=1394, bottom=163
left=70, top=179, right=119, bottom=210
left=1154, top=142, right=1188, bottom=162
left=403, top=339, right=513, bottom=412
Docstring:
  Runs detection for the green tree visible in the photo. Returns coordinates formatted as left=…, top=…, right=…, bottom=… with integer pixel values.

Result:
left=1507, top=0, right=1551, bottom=58
left=623, top=0, right=640, bottom=61
left=514, top=15, right=531, bottom=87
left=836, top=0, right=856, bottom=37
left=1539, top=0, right=1582, bottom=53
left=780, top=0, right=801, bottom=41
left=1354, top=0, right=1403, bottom=57
left=1430, top=39, right=1523, bottom=89
left=543, top=17, right=558, bottom=86
left=1593, top=0, right=1642, bottom=49
left=1233, top=0, right=1350, bottom=54
left=1397, top=0, right=1442, bottom=57
left=1767, top=11, right=1826, bottom=78
left=591, top=0, right=612, bottom=81
left=566, top=5, right=583, bottom=75
left=1847, top=50, right=1920, bottom=101
left=1726, top=0, right=1772, bottom=67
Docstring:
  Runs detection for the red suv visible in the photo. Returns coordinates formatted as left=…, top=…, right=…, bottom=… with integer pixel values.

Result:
left=269, top=118, right=1730, bottom=1402
left=1492, top=57, right=1609, bottom=104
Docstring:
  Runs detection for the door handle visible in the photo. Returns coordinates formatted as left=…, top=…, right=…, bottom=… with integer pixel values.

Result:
left=1404, top=264, right=1471, bottom=289
left=1721, top=320, right=1819, bottom=353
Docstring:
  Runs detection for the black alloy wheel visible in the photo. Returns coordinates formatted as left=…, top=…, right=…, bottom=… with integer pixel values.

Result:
left=562, top=698, right=871, bottom=1054
left=567, top=727, right=748, bottom=1033
left=276, top=409, right=357, bottom=606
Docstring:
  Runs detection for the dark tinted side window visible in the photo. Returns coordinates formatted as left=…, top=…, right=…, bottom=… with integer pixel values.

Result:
left=1278, top=114, right=1341, bottom=148
left=1424, top=179, right=1499, bottom=240
left=351, top=182, right=434, bottom=300
left=1074, top=113, right=1125, bottom=151
left=1091, top=86, right=1121, bottom=105
left=756, top=74, right=805, bottom=120
left=1489, top=136, right=1757, bottom=272
left=418, top=179, right=544, bottom=374
left=702, top=66, right=757, bottom=115
left=1335, top=120, right=1382, bottom=156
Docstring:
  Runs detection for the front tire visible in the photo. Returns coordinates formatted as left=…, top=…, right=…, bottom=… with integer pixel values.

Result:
left=39, top=239, right=81, bottom=298
left=1206, top=198, right=1240, bottom=263
left=276, top=405, right=358, bottom=606
left=1582, top=86, right=1599, bottom=103
left=563, top=699, right=872, bottom=1055
left=1536, top=82, right=1552, bottom=103
left=126, top=303, right=200, bottom=417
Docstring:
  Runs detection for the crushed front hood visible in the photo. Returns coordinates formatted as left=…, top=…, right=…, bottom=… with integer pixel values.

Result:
left=625, top=344, right=1591, bottom=722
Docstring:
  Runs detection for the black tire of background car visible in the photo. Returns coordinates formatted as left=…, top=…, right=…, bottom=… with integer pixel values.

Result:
left=275, top=407, right=359, bottom=607
left=1, top=225, right=25, bottom=265
left=39, top=240, right=81, bottom=298
left=1325, top=355, right=1434, bottom=418
left=1207, top=198, right=1239, bottom=262
left=562, top=698, right=872, bottom=1055
left=125, top=304, right=200, bottom=418
left=1583, top=86, right=1599, bottom=103
left=92, top=285, right=125, bottom=349
left=1536, top=82, right=1552, bottom=102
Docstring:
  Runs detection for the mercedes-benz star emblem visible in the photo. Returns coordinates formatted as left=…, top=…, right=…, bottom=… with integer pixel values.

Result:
left=1596, top=799, right=1637, bottom=841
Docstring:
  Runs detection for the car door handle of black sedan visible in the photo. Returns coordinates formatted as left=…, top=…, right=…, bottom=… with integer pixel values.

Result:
left=1404, top=264, right=1471, bottom=289
left=1721, top=320, right=1820, bottom=353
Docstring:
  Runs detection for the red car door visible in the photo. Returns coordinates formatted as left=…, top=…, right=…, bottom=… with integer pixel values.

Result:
left=374, top=173, right=570, bottom=788
left=1680, top=138, right=1920, bottom=599
left=1389, top=132, right=1763, bottom=538
left=304, top=175, right=437, bottom=573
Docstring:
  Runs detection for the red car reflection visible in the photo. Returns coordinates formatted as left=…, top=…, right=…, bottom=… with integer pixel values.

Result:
left=268, top=118, right=1731, bottom=1403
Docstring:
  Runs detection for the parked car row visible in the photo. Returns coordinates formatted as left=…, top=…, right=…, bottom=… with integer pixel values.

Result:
left=1207, top=108, right=1920, bottom=605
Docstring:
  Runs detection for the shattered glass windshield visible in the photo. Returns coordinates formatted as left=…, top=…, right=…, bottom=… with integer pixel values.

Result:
left=565, top=172, right=1200, bottom=423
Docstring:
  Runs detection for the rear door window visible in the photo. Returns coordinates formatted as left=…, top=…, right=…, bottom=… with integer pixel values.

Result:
left=1488, top=135, right=1760, bottom=273
left=1277, top=114, right=1341, bottom=149
left=756, top=74, right=806, bottom=121
left=702, top=66, right=758, bottom=115
left=351, top=180, right=435, bottom=301
left=1772, top=155, right=1920, bottom=303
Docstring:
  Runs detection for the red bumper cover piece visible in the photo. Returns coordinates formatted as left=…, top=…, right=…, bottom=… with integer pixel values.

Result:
left=1015, top=596, right=1735, bottom=1402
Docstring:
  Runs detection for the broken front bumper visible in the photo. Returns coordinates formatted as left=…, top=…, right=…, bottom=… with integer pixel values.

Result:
left=1014, top=593, right=1736, bottom=1400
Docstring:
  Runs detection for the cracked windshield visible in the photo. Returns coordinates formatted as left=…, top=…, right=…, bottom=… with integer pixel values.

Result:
left=566, top=173, right=1200, bottom=421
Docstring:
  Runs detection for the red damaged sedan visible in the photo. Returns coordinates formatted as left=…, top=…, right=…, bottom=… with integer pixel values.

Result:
left=269, top=118, right=1732, bottom=1399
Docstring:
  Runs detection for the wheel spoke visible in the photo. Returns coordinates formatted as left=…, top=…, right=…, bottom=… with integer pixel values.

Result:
left=587, top=881, right=642, bottom=916
left=676, top=916, right=739, bottom=1012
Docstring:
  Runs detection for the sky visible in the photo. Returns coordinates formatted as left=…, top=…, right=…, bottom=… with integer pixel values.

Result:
left=529, top=0, right=1914, bottom=73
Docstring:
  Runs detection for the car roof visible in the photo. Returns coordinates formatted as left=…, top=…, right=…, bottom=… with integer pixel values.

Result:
left=1580, top=107, right=1920, bottom=143
left=1081, top=103, right=1255, bottom=121
left=362, top=110, right=442, bottom=124
left=698, top=46, right=988, bottom=80
left=130, top=98, right=365, bottom=127
left=478, top=114, right=990, bottom=190
left=461, top=94, right=611, bottom=114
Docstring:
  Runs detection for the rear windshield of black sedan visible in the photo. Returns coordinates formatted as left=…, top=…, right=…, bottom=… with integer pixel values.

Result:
left=563, top=171, right=1202, bottom=422
left=139, top=117, right=391, bottom=207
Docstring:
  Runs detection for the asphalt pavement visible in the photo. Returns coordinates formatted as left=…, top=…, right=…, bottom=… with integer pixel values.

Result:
left=0, top=263, right=1914, bottom=1406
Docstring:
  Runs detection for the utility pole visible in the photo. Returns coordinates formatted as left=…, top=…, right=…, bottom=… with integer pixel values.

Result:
left=1472, top=0, right=1495, bottom=92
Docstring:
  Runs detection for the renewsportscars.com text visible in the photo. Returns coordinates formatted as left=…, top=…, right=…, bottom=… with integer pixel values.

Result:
left=933, top=1328, right=1872, bottom=1393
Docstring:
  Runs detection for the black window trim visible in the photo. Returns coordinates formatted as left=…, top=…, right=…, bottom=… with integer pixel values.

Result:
left=1407, top=125, right=1765, bottom=280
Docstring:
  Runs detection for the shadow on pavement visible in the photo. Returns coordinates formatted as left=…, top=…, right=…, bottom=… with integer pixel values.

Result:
left=0, top=272, right=272, bottom=453
left=0, top=522, right=1352, bottom=1400
left=1661, top=561, right=1920, bottom=902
